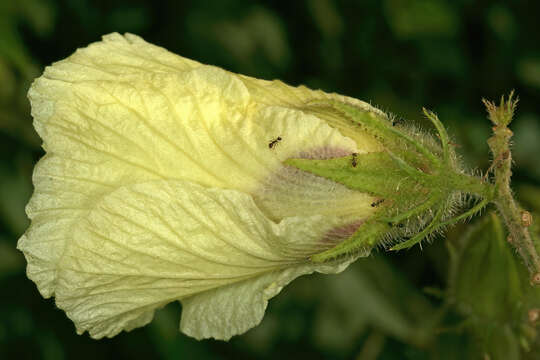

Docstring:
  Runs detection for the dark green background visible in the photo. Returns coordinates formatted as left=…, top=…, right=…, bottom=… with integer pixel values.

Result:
left=2, top=1, right=540, bottom=359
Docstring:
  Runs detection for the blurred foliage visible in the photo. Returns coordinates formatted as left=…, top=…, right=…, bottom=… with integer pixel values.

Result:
left=1, top=0, right=540, bottom=359
left=447, top=213, right=540, bottom=359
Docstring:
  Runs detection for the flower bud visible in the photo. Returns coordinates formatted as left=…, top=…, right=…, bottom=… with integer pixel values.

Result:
left=17, top=33, right=486, bottom=340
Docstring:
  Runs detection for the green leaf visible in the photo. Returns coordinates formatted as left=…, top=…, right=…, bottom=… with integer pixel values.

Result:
left=451, top=213, right=522, bottom=320
left=448, top=212, right=540, bottom=359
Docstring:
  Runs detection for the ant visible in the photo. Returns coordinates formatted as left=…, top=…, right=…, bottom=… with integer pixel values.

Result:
left=371, top=199, right=385, bottom=207
left=351, top=152, right=358, bottom=167
left=268, top=136, right=282, bottom=149
left=392, top=117, right=405, bottom=127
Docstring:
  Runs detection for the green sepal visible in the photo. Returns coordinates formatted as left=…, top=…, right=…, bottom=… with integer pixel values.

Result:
left=390, top=202, right=445, bottom=251
left=332, top=101, right=441, bottom=165
left=284, top=152, right=420, bottom=200
left=289, top=100, right=493, bottom=260
left=310, top=221, right=390, bottom=263
left=307, top=100, right=443, bottom=170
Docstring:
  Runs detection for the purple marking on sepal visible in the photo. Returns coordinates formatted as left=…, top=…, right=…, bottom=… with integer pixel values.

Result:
left=320, top=219, right=364, bottom=248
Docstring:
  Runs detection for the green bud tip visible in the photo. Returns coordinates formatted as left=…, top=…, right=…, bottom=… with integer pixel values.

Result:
left=482, top=90, right=519, bottom=127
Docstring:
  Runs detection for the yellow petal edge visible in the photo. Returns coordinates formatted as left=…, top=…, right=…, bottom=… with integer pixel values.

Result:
left=18, top=33, right=381, bottom=340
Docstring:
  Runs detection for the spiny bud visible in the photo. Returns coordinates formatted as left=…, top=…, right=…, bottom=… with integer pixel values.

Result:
left=482, top=90, right=519, bottom=126
left=287, top=101, right=491, bottom=261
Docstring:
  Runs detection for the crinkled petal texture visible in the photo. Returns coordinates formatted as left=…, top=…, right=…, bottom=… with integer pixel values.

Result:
left=18, top=33, right=380, bottom=340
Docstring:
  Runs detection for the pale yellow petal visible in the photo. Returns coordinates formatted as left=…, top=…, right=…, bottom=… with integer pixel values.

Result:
left=29, top=62, right=370, bottom=196
left=180, top=258, right=354, bottom=340
left=42, top=32, right=201, bottom=81
left=49, top=179, right=358, bottom=338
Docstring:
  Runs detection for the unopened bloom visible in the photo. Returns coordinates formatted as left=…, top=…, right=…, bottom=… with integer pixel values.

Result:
left=18, top=33, right=482, bottom=340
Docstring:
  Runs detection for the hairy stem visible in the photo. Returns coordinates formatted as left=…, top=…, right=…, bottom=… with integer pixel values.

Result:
left=484, top=93, right=540, bottom=284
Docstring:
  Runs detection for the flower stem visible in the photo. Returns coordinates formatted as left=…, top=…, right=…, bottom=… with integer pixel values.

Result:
left=483, top=92, right=540, bottom=284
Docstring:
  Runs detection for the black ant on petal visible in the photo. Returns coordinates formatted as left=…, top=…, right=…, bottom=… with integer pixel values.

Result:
left=269, top=136, right=282, bottom=149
